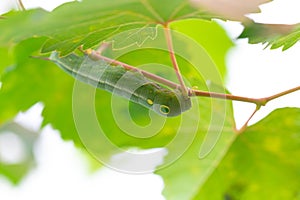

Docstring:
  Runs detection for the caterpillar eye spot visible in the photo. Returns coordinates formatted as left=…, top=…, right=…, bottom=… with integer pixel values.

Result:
left=160, top=105, right=170, bottom=115
left=147, top=99, right=154, bottom=105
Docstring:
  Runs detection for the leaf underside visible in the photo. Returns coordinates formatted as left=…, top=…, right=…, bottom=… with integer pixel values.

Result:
left=0, top=0, right=216, bottom=56
left=0, top=0, right=233, bottom=186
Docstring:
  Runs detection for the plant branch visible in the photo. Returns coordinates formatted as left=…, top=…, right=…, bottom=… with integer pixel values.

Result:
left=163, top=25, right=189, bottom=96
left=17, top=0, right=26, bottom=11
left=87, top=50, right=300, bottom=108
left=190, top=90, right=264, bottom=105
left=264, top=86, right=300, bottom=103
left=238, top=105, right=261, bottom=133
left=90, top=50, right=180, bottom=90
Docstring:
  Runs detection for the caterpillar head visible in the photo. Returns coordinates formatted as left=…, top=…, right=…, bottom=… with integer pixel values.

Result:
left=152, top=89, right=191, bottom=117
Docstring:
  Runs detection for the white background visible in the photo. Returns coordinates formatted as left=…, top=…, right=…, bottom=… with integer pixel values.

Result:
left=0, top=0, right=300, bottom=199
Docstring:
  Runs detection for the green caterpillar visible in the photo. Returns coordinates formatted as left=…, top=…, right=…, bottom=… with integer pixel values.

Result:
left=50, top=52, right=191, bottom=117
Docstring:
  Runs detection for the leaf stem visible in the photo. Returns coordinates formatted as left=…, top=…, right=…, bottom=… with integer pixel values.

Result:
left=264, top=86, right=300, bottom=103
left=238, top=105, right=260, bottom=133
left=190, top=90, right=263, bottom=105
left=90, top=50, right=180, bottom=90
left=87, top=50, right=300, bottom=108
left=163, top=25, right=189, bottom=96
left=17, top=0, right=26, bottom=11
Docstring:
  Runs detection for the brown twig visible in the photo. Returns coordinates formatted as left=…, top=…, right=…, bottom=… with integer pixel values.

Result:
left=264, top=86, right=300, bottom=103
left=17, top=0, right=26, bottom=11
left=190, top=90, right=264, bottom=105
left=90, top=50, right=181, bottom=90
left=87, top=50, right=300, bottom=109
left=238, top=105, right=261, bottom=133
left=163, top=25, right=189, bottom=96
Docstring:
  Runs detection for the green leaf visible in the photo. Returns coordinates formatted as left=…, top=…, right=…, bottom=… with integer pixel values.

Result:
left=0, top=37, right=81, bottom=143
left=0, top=38, right=46, bottom=124
left=196, top=108, right=300, bottom=199
left=156, top=98, right=235, bottom=200
left=239, top=21, right=300, bottom=50
left=0, top=46, right=14, bottom=78
left=0, top=20, right=230, bottom=139
left=0, top=122, right=38, bottom=184
left=0, top=2, right=233, bottom=183
left=0, top=0, right=215, bottom=56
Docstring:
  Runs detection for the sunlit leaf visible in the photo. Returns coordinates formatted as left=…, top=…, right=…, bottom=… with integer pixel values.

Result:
left=239, top=21, right=300, bottom=50
left=196, top=108, right=300, bottom=199
left=0, top=0, right=216, bottom=56
left=0, top=18, right=233, bottom=184
left=157, top=99, right=235, bottom=200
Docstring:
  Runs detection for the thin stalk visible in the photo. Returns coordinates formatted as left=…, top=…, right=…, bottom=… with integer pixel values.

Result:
left=238, top=105, right=260, bottom=133
left=90, top=50, right=180, bottom=90
left=88, top=50, right=300, bottom=108
left=17, top=0, right=26, bottom=11
left=191, top=90, right=264, bottom=105
left=265, top=86, right=300, bottom=103
left=163, top=26, right=189, bottom=96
